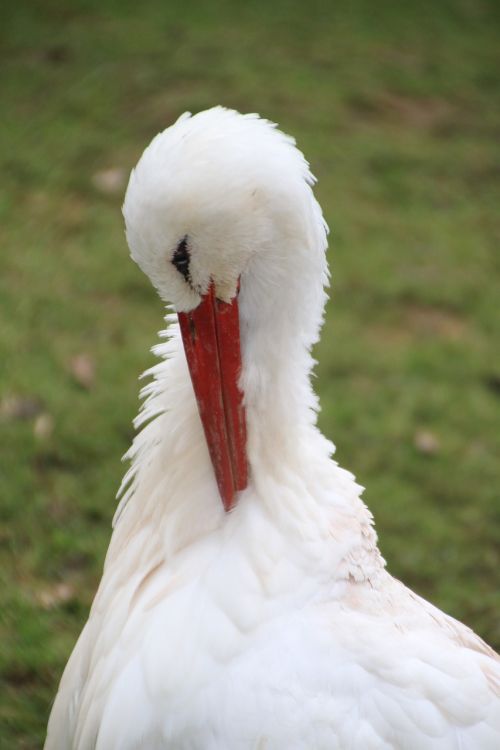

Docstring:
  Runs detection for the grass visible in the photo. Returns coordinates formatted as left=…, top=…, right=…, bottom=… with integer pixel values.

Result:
left=1, top=0, right=499, bottom=745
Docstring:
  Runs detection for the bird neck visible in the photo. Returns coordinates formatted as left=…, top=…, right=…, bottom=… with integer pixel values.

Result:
left=243, top=328, right=327, bottom=467
left=109, top=313, right=383, bottom=586
left=238, top=219, right=330, bottom=440
left=114, top=219, right=332, bottom=533
left=110, top=212, right=384, bottom=580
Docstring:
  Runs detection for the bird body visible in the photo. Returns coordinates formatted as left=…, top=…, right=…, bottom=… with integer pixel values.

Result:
left=46, top=108, right=500, bottom=749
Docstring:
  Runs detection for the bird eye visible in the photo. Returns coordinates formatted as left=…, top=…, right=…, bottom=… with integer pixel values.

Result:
left=171, top=236, right=190, bottom=282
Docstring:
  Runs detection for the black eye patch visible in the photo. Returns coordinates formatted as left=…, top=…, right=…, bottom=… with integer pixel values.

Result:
left=171, top=236, right=190, bottom=282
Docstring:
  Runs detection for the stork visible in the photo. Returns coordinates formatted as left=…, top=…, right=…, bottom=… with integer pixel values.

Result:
left=46, top=107, right=500, bottom=749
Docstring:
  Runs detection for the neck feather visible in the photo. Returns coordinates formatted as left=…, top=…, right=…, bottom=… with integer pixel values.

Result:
left=109, top=208, right=384, bottom=582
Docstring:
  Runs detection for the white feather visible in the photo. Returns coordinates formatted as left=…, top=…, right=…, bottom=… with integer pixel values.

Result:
left=46, top=107, right=500, bottom=749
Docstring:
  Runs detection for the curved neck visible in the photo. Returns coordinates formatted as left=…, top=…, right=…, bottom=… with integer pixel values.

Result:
left=109, top=305, right=383, bottom=586
left=238, top=230, right=329, bottom=447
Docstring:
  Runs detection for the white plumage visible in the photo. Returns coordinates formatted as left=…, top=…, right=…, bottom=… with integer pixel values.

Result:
left=46, top=107, right=500, bottom=749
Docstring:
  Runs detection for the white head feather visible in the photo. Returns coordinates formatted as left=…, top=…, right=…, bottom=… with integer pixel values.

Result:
left=123, top=106, right=330, bottom=436
left=123, top=106, right=328, bottom=316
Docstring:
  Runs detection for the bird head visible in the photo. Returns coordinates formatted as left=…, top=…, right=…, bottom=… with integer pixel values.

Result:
left=123, top=107, right=328, bottom=512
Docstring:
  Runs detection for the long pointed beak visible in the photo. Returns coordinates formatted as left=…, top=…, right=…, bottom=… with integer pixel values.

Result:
left=178, top=282, right=248, bottom=511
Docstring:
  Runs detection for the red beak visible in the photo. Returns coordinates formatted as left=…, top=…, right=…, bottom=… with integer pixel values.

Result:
left=178, top=282, right=248, bottom=511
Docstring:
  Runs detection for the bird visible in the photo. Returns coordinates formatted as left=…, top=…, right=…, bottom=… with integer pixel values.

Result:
left=46, top=107, right=500, bottom=749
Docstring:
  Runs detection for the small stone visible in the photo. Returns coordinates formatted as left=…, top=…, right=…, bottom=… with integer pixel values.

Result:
left=37, top=582, right=75, bottom=610
left=0, top=395, right=44, bottom=420
left=414, top=429, right=440, bottom=455
left=69, top=353, right=96, bottom=390
left=92, top=167, right=127, bottom=195
left=33, top=413, right=54, bottom=441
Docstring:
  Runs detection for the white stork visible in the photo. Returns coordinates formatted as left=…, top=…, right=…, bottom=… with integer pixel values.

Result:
left=46, top=107, right=500, bottom=749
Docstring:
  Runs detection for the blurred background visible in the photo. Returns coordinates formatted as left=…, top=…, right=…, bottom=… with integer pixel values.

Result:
left=1, top=0, right=499, bottom=745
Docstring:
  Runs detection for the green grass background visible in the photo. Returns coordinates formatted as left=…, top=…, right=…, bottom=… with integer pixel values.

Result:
left=1, top=0, right=499, bottom=745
